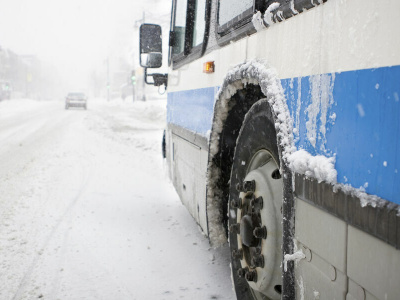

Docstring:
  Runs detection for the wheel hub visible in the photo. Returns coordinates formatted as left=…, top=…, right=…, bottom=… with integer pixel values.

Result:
left=232, top=150, right=283, bottom=299
left=240, top=213, right=261, bottom=248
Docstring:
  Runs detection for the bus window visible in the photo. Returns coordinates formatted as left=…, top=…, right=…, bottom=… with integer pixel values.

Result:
left=192, top=0, right=206, bottom=48
left=218, top=0, right=253, bottom=32
left=173, top=0, right=187, bottom=55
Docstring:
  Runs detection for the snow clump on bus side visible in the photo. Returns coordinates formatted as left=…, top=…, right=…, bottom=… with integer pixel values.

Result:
left=252, top=11, right=266, bottom=31
left=287, top=150, right=390, bottom=209
left=264, top=2, right=281, bottom=26
left=251, top=2, right=281, bottom=30
left=287, top=149, right=337, bottom=184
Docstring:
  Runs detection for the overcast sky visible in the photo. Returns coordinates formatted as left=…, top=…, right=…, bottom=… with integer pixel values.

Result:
left=0, top=0, right=171, bottom=89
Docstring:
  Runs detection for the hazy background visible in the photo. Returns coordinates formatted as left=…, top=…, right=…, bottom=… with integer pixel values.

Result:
left=0, top=0, right=171, bottom=99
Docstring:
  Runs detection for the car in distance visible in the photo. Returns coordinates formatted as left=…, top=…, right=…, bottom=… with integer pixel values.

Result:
left=65, top=92, right=87, bottom=110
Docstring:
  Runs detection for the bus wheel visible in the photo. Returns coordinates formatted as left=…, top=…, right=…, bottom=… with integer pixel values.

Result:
left=229, top=99, right=283, bottom=300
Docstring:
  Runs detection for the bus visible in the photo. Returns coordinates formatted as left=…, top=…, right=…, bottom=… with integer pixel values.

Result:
left=139, top=0, right=400, bottom=299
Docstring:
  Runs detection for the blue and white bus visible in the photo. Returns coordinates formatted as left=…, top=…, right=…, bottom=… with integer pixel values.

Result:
left=139, top=0, right=400, bottom=299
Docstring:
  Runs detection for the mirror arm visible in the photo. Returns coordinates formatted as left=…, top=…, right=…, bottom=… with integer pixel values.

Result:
left=144, top=68, right=152, bottom=85
left=144, top=68, right=168, bottom=88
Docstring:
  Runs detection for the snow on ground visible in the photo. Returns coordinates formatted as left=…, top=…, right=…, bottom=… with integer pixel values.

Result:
left=0, top=98, right=235, bottom=300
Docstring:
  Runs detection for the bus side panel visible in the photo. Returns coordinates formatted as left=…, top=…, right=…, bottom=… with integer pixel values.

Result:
left=246, top=0, right=400, bottom=79
left=167, top=87, right=216, bottom=136
left=282, top=66, right=400, bottom=204
left=166, top=87, right=217, bottom=232
left=169, top=133, right=208, bottom=232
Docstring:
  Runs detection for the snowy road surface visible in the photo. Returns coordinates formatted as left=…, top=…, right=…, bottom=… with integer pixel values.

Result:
left=0, top=99, right=235, bottom=300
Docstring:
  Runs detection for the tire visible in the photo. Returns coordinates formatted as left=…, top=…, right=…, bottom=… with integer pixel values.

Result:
left=229, top=99, right=283, bottom=300
left=162, top=130, right=166, bottom=158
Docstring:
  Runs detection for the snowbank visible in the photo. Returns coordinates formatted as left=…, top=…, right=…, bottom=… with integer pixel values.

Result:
left=0, top=98, right=51, bottom=118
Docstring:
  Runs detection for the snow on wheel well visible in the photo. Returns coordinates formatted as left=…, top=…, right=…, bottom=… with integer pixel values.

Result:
left=206, top=59, right=296, bottom=247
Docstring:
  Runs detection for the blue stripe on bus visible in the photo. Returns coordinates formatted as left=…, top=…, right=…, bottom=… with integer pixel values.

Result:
left=167, top=86, right=218, bottom=136
left=167, top=65, right=400, bottom=205
left=283, top=66, right=400, bottom=204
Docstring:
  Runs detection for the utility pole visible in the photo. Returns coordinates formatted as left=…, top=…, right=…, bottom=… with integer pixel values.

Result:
left=107, top=57, right=110, bottom=101
left=141, top=11, right=146, bottom=101
left=134, top=12, right=146, bottom=101
left=131, top=70, right=136, bottom=102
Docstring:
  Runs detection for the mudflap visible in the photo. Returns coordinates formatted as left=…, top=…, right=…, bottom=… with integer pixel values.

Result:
left=282, top=164, right=295, bottom=299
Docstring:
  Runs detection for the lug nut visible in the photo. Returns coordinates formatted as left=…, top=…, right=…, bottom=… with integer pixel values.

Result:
left=230, top=198, right=242, bottom=209
left=236, top=180, right=256, bottom=193
left=244, top=180, right=256, bottom=192
left=232, top=249, right=243, bottom=260
left=245, top=269, right=257, bottom=282
left=229, top=223, right=240, bottom=234
left=251, top=196, right=263, bottom=210
left=246, top=193, right=255, bottom=201
left=253, top=226, right=267, bottom=239
left=251, top=254, right=265, bottom=268
left=237, top=267, right=248, bottom=278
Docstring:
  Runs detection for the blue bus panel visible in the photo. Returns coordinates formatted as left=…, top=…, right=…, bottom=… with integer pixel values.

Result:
left=168, top=66, right=400, bottom=205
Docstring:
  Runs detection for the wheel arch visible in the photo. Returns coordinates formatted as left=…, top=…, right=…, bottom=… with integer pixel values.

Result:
left=206, top=59, right=295, bottom=245
left=205, top=59, right=297, bottom=297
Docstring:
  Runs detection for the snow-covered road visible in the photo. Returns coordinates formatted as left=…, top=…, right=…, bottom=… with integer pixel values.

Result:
left=0, top=98, right=235, bottom=300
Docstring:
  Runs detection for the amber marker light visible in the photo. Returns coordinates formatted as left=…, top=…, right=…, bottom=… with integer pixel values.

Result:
left=203, top=61, right=215, bottom=73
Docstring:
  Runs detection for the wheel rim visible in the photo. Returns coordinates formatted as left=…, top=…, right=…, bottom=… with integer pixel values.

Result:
left=232, top=149, right=283, bottom=299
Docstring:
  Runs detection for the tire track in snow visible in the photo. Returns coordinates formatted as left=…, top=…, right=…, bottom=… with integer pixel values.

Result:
left=0, top=104, right=60, bottom=150
left=0, top=109, right=76, bottom=185
left=11, top=159, right=93, bottom=300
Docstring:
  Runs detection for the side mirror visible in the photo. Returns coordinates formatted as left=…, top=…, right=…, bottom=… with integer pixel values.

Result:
left=139, top=24, right=162, bottom=68
left=140, top=52, right=162, bottom=68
